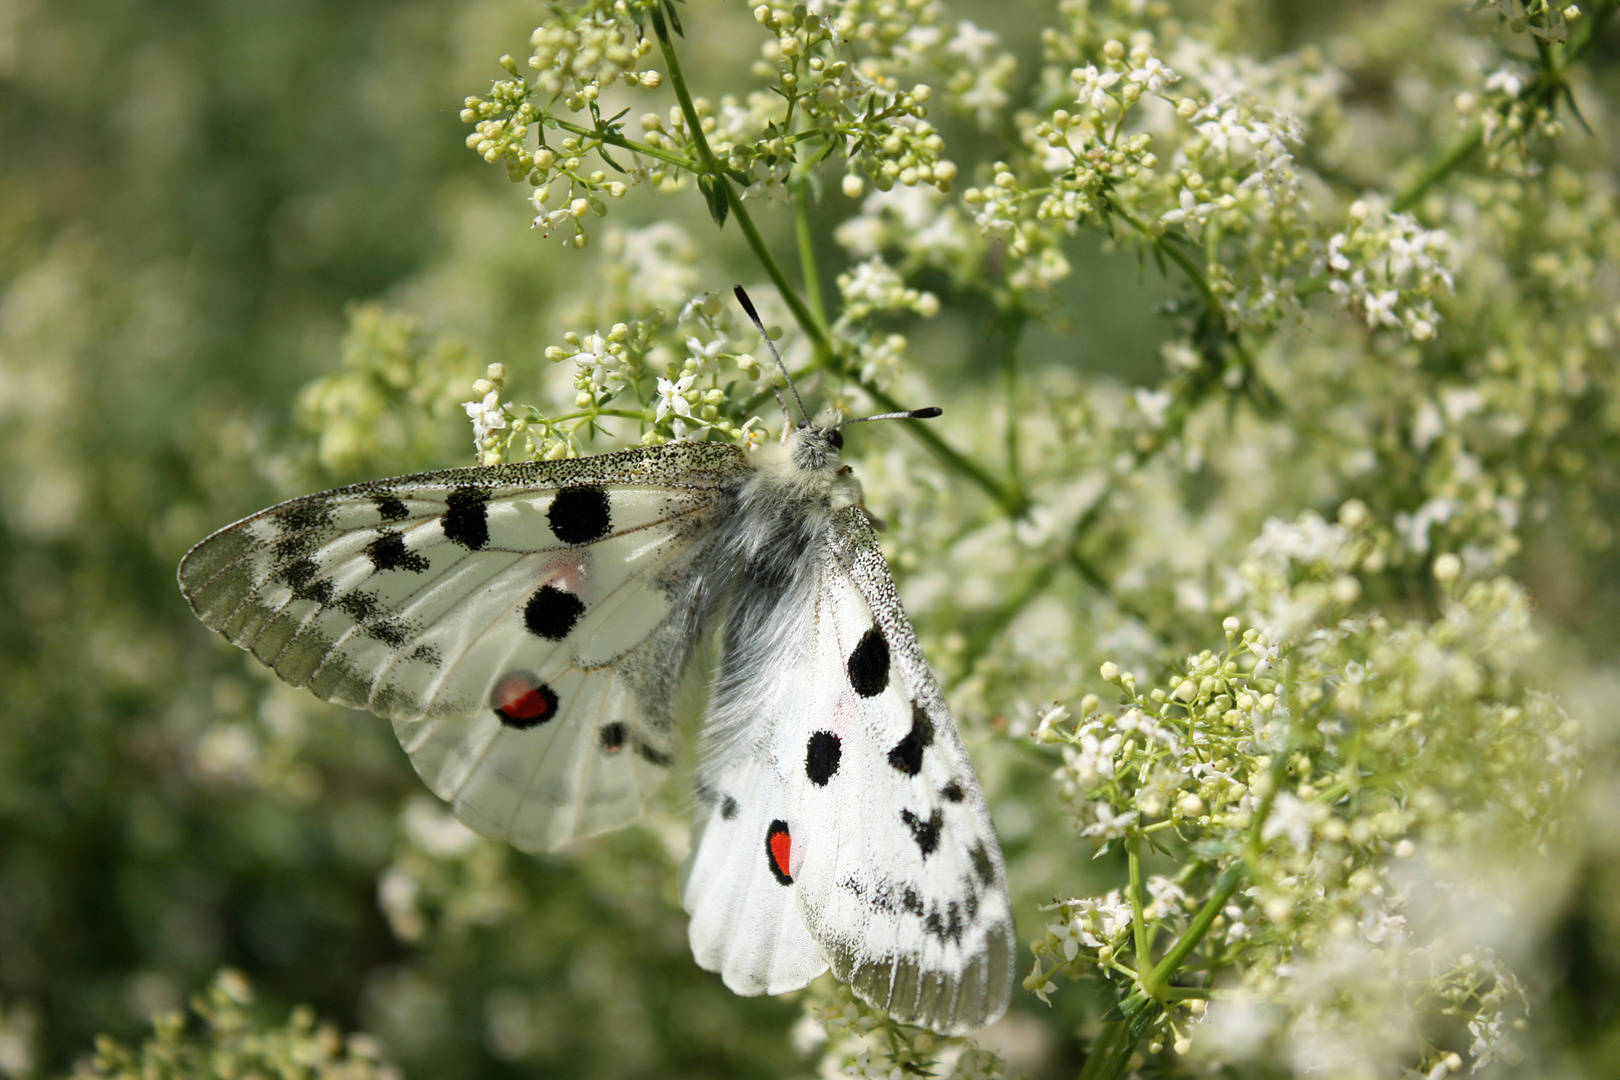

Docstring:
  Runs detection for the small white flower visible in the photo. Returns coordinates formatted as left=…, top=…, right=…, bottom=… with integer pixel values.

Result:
left=1160, top=187, right=1217, bottom=239
left=1127, top=56, right=1178, bottom=93
left=462, top=390, right=511, bottom=451
left=655, top=373, right=696, bottom=422
left=685, top=335, right=725, bottom=367
left=1072, top=64, right=1121, bottom=111
left=1066, top=727, right=1122, bottom=789
left=1134, top=387, right=1173, bottom=429
left=1033, top=702, right=1070, bottom=741
left=1081, top=802, right=1139, bottom=839
left=1260, top=791, right=1317, bottom=849
left=1049, top=917, right=1083, bottom=960
left=946, top=20, right=1000, bottom=65
left=1483, top=67, right=1525, bottom=98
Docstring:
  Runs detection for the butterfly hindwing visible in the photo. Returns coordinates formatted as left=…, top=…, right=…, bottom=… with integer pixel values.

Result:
left=789, top=507, right=1015, bottom=1034
left=682, top=753, right=830, bottom=996
left=179, top=443, right=748, bottom=850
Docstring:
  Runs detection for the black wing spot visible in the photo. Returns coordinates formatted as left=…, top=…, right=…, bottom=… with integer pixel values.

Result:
left=888, top=702, right=935, bottom=776
left=941, top=780, right=964, bottom=803
left=900, top=808, right=943, bottom=859
left=409, top=644, right=441, bottom=667
left=846, top=624, right=889, bottom=698
left=366, top=531, right=429, bottom=573
left=720, top=795, right=739, bottom=820
left=765, top=820, right=793, bottom=885
left=925, top=901, right=965, bottom=947
left=549, top=486, right=612, bottom=545
left=633, top=739, right=673, bottom=767
left=336, top=590, right=379, bottom=622
left=442, top=486, right=490, bottom=550
left=969, top=839, right=996, bottom=888
left=274, top=497, right=334, bottom=532
left=282, top=558, right=334, bottom=605
left=272, top=533, right=317, bottom=562
left=367, top=618, right=411, bottom=648
left=600, top=722, right=626, bottom=752
left=805, top=731, right=842, bottom=786
left=524, top=584, right=585, bottom=641
left=373, top=495, right=409, bottom=521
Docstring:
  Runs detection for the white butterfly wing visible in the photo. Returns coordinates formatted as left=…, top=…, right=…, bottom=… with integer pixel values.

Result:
left=789, top=506, right=1015, bottom=1033
left=179, top=443, right=748, bottom=851
left=682, top=748, right=830, bottom=996
left=680, top=505, right=1013, bottom=1034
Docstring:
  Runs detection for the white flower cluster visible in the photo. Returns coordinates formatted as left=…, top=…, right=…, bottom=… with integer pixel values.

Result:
left=835, top=185, right=980, bottom=284
left=1018, top=497, right=1577, bottom=1070
left=525, top=0, right=659, bottom=108
left=461, top=363, right=514, bottom=463
left=1325, top=201, right=1454, bottom=341
left=747, top=2, right=962, bottom=195
left=837, top=256, right=940, bottom=320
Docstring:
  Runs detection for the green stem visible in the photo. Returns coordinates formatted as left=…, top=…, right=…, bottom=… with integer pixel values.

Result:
left=648, top=6, right=722, bottom=174
left=545, top=408, right=656, bottom=423
left=545, top=116, right=694, bottom=170
left=1110, top=203, right=1222, bottom=319
left=1077, top=1017, right=1141, bottom=1080
left=732, top=193, right=837, bottom=361
left=649, top=3, right=832, bottom=364
left=648, top=3, right=1027, bottom=518
left=999, top=309, right=1025, bottom=495
left=1141, top=774, right=1281, bottom=999
left=1128, top=836, right=1153, bottom=970
left=794, top=172, right=830, bottom=330
left=1392, top=119, right=1483, bottom=213
left=1141, top=862, right=1242, bottom=998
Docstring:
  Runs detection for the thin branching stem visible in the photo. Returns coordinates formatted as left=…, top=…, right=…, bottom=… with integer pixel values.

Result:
left=794, top=173, right=830, bottom=331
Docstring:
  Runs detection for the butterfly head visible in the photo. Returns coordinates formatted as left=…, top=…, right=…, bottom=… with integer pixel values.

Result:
left=788, top=406, right=847, bottom=473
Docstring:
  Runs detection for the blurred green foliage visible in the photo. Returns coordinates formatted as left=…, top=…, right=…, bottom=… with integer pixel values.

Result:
left=3, top=0, right=1620, bottom=1078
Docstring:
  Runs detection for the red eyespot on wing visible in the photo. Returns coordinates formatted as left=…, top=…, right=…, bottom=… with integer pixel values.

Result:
left=492, top=672, right=560, bottom=729
left=766, top=819, right=793, bottom=885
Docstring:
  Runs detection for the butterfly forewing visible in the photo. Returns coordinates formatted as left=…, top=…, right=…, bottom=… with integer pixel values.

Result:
left=178, top=443, right=749, bottom=850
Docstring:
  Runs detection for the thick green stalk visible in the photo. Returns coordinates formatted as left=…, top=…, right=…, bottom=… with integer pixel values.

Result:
left=1128, top=837, right=1153, bottom=975
left=1077, top=1016, right=1142, bottom=1080
left=1141, top=862, right=1243, bottom=998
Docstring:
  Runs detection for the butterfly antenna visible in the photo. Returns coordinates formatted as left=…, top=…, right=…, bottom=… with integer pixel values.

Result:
left=733, top=285, right=808, bottom=425
left=837, top=406, right=944, bottom=427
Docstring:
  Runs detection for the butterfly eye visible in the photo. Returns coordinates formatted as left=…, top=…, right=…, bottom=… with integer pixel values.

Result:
left=826, top=429, right=844, bottom=450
